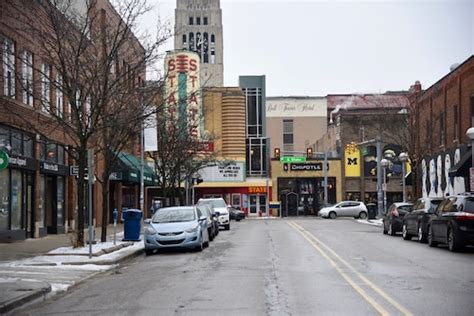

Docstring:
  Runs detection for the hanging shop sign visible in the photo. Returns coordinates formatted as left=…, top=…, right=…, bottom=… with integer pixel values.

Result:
left=0, top=150, right=9, bottom=170
left=281, top=156, right=306, bottom=163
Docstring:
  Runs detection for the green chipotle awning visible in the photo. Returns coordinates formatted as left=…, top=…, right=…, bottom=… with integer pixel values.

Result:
left=111, top=152, right=158, bottom=185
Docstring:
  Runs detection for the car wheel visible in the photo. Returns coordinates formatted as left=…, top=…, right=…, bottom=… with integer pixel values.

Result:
left=329, top=212, right=337, bottom=219
left=225, top=224, right=230, bottom=230
left=418, top=224, right=427, bottom=243
left=196, top=234, right=204, bottom=251
left=145, top=249, right=154, bottom=256
left=448, top=228, right=463, bottom=252
left=428, top=225, right=438, bottom=247
left=402, top=224, right=411, bottom=240
left=359, top=211, right=367, bottom=220
left=388, top=222, right=396, bottom=236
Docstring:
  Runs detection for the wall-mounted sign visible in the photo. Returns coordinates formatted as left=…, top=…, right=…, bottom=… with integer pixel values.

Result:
left=199, top=162, right=245, bottom=182
left=345, top=147, right=361, bottom=177
left=290, top=163, right=323, bottom=171
left=40, top=161, right=68, bottom=175
left=164, top=50, right=201, bottom=138
left=281, top=156, right=306, bottom=163
left=0, top=150, right=10, bottom=170
left=248, top=187, right=267, bottom=194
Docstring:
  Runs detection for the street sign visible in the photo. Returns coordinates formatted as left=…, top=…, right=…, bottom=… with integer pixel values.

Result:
left=280, top=156, right=306, bottom=163
left=70, top=166, right=79, bottom=176
left=0, top=150, right=9, bottom=170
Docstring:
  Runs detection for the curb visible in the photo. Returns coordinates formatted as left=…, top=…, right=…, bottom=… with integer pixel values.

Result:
left=2, top=245, right=144, bottom=314
left=0, top=280, right=51, bottom=315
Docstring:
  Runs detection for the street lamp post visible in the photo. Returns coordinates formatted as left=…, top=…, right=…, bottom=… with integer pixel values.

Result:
left=399, top=152, right=408, bottom=202
left=466, top=128, right=474, bottom=191
left=381, top=158, right=389, bottom=214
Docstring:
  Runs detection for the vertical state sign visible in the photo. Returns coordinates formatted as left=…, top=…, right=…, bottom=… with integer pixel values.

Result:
left=165, top=51, right=201, bottom=138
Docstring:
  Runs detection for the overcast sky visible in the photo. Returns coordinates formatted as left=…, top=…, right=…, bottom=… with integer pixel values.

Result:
left=140, top=0, right=473, bottom=97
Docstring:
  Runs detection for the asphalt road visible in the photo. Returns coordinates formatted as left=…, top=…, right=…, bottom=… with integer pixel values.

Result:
left=19, top=218, right=474, bottom=316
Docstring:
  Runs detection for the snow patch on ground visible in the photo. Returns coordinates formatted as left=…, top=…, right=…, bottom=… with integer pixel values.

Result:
left=357, top=219, right=383, bottom=227
left=49, top=240, right=130, bottom=255
left=50, top=283, right=72, bottom=292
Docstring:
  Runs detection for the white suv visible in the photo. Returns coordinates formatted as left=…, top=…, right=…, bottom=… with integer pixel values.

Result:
left=197, top=198, right=230, bottom=230
left=318, top=201, right=368, bottom=219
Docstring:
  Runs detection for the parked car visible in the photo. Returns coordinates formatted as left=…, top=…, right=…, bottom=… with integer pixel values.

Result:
left=196, top=202, right=219, bottom=240
left=427, top=193, right=474, bottom=252
left=229, top=207, right=245, bottom=221
left=197, top=198, right=230, bottom=230
left=318, top=201, right=368, bottom=219
left=401, top=197, right=443, bottom=242
left=143, top=206, right=210, bottom=255
left=382, top=202, right=413, bottom=236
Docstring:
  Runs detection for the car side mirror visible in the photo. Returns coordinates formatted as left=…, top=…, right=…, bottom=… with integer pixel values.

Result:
left=215, top=212, right=220, bottom=216
left=144, top=218, right=151, bottom=224
left=199, top=216, right=207, bottom=222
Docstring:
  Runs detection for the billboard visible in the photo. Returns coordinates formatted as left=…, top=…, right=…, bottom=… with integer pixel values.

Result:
left=164, top=51, right=201, bottom=138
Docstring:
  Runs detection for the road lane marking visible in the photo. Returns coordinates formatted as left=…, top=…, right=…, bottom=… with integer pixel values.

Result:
left=286, top=221, right=390, bottom=316
left=289, top=221, right=413, bottom=316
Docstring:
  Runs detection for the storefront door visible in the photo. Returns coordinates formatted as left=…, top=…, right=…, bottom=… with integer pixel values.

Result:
left=46, top=176, right=58, bottom=234
left=249, top=194, right=267, bottom=217
left=25, top=173, right=34, bottom=238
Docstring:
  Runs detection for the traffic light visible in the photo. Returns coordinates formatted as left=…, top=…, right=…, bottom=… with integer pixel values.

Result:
left=306, top=147, right=313, bottom=159
left=274, top=148, right=280, bottom=160
left=345, top=141, right=358, bottom=153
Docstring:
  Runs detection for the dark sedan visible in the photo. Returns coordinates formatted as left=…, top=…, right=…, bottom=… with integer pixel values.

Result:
left=383, top=202, right=413, bottom=236
left=229, top=207, right=245, bottom=221
left=402, top=197, right=443, bottom=243
left=427, top=193, right=474, bottom=252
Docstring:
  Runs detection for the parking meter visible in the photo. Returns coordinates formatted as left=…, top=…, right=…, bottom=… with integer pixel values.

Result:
left=113, top=208, right=118, bottom=245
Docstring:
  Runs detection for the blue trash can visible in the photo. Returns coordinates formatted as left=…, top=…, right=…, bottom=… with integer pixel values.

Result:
left=122, top=209, right=142, bottom=241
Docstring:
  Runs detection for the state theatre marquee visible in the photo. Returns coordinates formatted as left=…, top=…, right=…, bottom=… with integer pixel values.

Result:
left=199, top=162, right=245, bottom=182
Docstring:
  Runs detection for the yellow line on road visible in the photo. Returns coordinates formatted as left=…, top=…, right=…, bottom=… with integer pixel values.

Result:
left=290, top=221, right=413, bottom=316
left=287, top=221, right=390, bottom=316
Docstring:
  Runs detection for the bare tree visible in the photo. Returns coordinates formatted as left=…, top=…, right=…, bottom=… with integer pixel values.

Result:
left=2, top=0, right=169, bottom=246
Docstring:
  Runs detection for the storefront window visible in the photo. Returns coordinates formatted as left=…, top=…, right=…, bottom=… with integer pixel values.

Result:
left=38, top=175, right=45, bottom=228
left=11, top=170, right=22, bottom=230
left=57, top=176, right=64, bottom=226
left=11, top=131, right=22, bottom=155
left=58, top=146, right=64, bottom=164
left=0, top=169, right=9, bottom=230
left=0, top=126, right=9, bottom=147
left=47, top=143, right=57, bottom=163
left=23, top=135, right=33, bottom=158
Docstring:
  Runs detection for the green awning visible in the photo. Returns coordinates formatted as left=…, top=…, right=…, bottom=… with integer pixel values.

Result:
left=111, top=152, right=158, bottom=185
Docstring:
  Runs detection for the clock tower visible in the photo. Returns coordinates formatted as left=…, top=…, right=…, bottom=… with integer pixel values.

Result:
left=174, top=0, right=224, bottom=87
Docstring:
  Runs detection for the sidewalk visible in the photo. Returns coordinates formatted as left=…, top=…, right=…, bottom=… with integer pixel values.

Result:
left=0, top=224, right=144, bottom=315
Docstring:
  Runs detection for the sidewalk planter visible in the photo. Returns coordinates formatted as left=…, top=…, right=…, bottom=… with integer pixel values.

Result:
left=122, top=209, right=142, bottom=241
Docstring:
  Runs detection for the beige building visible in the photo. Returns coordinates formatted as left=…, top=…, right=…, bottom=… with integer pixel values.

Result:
left=174, top=0, right=224, bottom=87
left=266, top=97, right=327, bottom=156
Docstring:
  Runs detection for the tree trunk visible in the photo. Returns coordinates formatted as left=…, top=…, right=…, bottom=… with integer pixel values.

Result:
left=101, top=173, right=110, bottom=242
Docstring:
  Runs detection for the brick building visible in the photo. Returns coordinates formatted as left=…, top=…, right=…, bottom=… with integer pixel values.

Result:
left=0, top=0, right=147, bottom=241
left=410, top=55, right=474, bottom=198
left=314, top=93, right=411, bottom=205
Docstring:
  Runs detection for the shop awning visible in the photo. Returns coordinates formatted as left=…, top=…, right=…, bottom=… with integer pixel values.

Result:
left=449, top=151, right=471, bottom=177
left=194, top=180, right=272, bottom=188
left=112, top=152, right=158, bottom=185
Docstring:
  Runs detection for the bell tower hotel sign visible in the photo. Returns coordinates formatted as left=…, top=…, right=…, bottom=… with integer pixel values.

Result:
left=165, top=51, right=201, bottom=138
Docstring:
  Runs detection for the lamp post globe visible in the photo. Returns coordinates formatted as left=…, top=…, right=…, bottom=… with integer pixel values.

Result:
left=381, top=158, right=389, bottom=167
left=466, top=127, right=474, bottom=140
left=399, top=152, right=408, bottom=162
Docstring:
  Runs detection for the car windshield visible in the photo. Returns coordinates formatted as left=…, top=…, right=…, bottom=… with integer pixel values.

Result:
left=429, top=200, right=441, bottom=211
left=209, top=199, right=227, bottom=208
left=464, top=198, right=474, bottom=213
left=398, top=205, right=413, bottom=212
left=152, top=208, right=196, bottom=223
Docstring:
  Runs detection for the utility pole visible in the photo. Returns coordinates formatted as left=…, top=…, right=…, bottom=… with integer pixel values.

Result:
left=376, top=136, right=383, bottom=217
left=87, top=149, right=94, bottom=259
left=323, top=152, right=328, bottom=205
